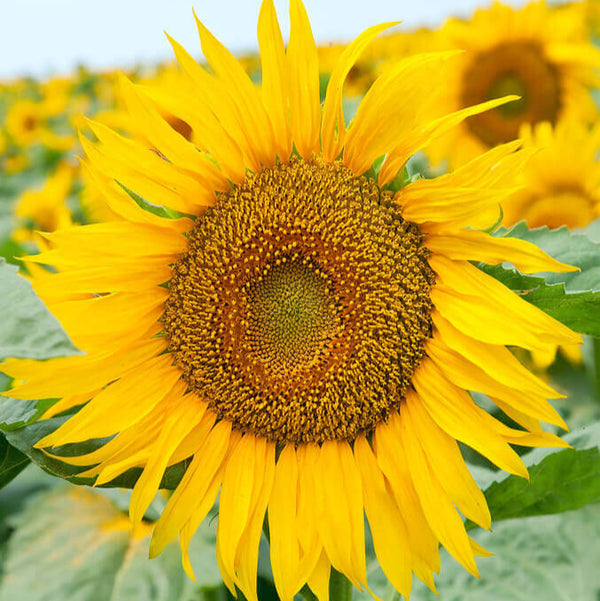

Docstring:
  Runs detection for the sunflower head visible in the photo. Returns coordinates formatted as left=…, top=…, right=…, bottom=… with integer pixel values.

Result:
left=0, top=3, right=582, bottom=601
left=164, top=155, right=435, bottom=444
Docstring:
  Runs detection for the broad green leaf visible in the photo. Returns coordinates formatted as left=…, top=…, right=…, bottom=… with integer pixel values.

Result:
left=0, top=484, right=223, bottom=601
left=0, top=259, right=79, bottom=360
left=0, top=433, right=29, bottom=490
left=480, top=223, right=600, bottom=336
left=480, top=264, right=600, bottom=337
left=0, top=396, right=58, bottom=431
left=4, top=414, right=189, bottom=490
left=360, top=505, right=600, bottom=601
left=466, top=424, right=600, bottom=529
left=0, top=464, right=57, bottom=580
left=409, top=506, right=600, bottom=601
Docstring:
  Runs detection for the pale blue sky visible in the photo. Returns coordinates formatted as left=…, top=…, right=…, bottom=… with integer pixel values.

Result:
left=0, top=0, right=524, bottom=80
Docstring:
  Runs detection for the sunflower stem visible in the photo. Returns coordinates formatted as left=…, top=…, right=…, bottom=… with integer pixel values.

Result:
left=329, top=569, right=353, bottom=601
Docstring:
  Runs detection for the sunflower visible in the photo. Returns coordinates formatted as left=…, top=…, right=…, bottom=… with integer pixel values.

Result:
left=1, top=1, right=581, bottom=599
left=4, top=98, right=75, bottom=152
left=503, top=119, right=600, bottom=229
left=13, top=161, right=75, bottom=242
left=424, top=1, right=600, bottom=168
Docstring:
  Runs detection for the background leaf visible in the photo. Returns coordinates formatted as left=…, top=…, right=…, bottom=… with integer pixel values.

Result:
left=3, top=414, right=189, bottom=490
left=0, top=433, right=29, bottom=489
left=465, top=424, right=600, bottom=529
left=0, top=482, right=224, bottom=601
left=480, top=223, right=600, bottom=336
left=404, top=505, right=600, bottom=601
left=0, top=259, right=79, bottom=361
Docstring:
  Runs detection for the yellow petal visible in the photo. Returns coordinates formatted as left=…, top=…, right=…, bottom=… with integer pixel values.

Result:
left=412, top=359, right=528, bottom=477
left=354, top=436, right=412, bottom=598
left=307, top=551, right=331, bottom=601
left=150, top=420, right=233, bottom=558
left=432, top=311, right=563, bottom=400
left=217, top=434, right=258, bottom=590
left=287, top=0, right=321, bottom=159
left=426, top=336, right=568, bottom=430
left=398, top=410, right=479, bottom=577
left=374, top=418, right=440, bottom=591
left=425, top=229, right=577, bottom=274
left=194, top=10, right=276, bottom=167
left=129, top=395, right=206, bottom=524
left=235, top=439, right=276, bottom=601
left=258, top=0, right=292, bottom=160
left=404, top=393, right=491, bottom=530
left=269, top=444, right=302, bottom=601
left=37, top=355, right=182, bottom=446
left=315, top=441, right=367, bottom=589
left=379, top=95, right=520, bottom=185
left=430, top=255, right=581, bottom=351
left=118, top=75, right=227, bottom=188
left=344, top=52, right=462, bottom=175
left=167, top=33, right=262, bottom=173
left=321, top=22, right=398, bottom=162
left=181, top=430, right=242, bottom=583
left=4, top=337, right=166, bottom=400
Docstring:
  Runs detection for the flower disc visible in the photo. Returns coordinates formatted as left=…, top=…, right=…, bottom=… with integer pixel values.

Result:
left=164, top=157, right=435, bottom=444
left=461, top=42, right=561, bottom=147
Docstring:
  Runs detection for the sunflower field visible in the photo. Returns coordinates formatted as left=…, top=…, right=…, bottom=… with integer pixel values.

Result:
left=2, top=1, right=600, bottom=600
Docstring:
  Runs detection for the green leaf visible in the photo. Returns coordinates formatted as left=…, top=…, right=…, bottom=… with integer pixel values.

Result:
left=0, top=259, right=79, bottom=360
left=480, top=265, right=600, bottom=337
left=405, top=505, right=600, bottom=601
left=467, top=424, right=600, bottom=530
left=117, top=182, right=192, bottom=221
left=495, top=221, right=600, bottom=292
left=0, top=484, right=224, bottom=601
left=3, top=414, right=190, bottom=490
left=0, top=433, right=29, bottom=490
left=0, top=396, right=58, bottom=431
left=480, top=223, right=600, bottom=336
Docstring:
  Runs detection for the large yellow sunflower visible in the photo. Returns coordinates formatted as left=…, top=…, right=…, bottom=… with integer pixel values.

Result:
left=424, top=0, right=600, bottom=168
left=1, top=1, right=581, bottom=599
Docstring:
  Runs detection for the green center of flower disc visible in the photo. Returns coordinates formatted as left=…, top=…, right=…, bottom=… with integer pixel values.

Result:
left=245, top=257, right=340, bottom=379
left=462, top=41, right=561, bottom=147
left=164, top=157, right=435, bottom=444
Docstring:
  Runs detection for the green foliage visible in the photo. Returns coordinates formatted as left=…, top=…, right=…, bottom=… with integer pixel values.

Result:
left=467, top=424, right=600, bottom=529
left=480, top=222, right=600, bottom=336
left=0, top=396, right=57, bottom=431
left=0, top=481, right=224, bottom=601
left=406, top=505, right=600, bottom=601
left=3, top=414, right=189, bottom=490
left=0, top=433, right=29, bottom=489
left=0, top=259, right=78, bottom=360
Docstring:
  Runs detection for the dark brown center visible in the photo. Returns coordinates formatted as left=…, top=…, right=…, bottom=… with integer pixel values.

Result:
left=164, top=157, right=435, bottom=443
left=462, top=41, right=561, bottom=147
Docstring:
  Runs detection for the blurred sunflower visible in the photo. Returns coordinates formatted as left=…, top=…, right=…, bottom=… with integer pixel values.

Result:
left=5, top=99, right=48, bottom=147
left=425, top=1, right=600, bottom=167
left=1, top=1, right=580, bottom=600
left=13, top=161, right=75, bottom=242
left=501, top=118, right=600, bottom=369
left=503, top=119, right=600, bottom=229
left=5, top=97, right=75, bottom=152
